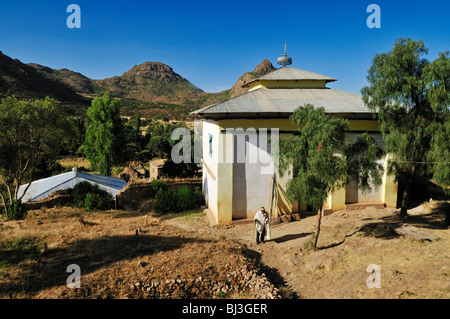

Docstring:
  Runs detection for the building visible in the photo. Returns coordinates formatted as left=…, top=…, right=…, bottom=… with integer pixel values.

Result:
left=149, top=159, right=167, bottom=180
left=192, top=59, right=398, bottom=225
left=18, top=167, right=128, bottom=202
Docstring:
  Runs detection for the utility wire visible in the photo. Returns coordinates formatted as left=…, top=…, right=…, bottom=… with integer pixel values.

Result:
left=389, top=160, right=450, bottom=164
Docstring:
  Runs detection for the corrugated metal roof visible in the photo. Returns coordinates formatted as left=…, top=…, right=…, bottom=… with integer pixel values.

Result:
left=192, top=87, right=371, bottom=116
left=244, top=67, right=337, bottom=85
left=18, top=168, right=128, bottom=202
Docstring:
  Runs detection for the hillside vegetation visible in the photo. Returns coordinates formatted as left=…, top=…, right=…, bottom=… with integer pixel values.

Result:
left=0, top=50, right=277, bottom=119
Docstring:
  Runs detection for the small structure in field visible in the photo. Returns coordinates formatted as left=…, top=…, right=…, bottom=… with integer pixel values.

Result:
left=149, top=159, right=167, bottom=180
left=18, top=167, right=127, bottom=202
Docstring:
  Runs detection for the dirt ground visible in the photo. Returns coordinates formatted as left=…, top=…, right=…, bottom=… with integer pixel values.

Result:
left=0, top=208, right=278, bottom=299
left=0, top=200, right=449, bottom=299
left=167, top=201, right=450, bottom=299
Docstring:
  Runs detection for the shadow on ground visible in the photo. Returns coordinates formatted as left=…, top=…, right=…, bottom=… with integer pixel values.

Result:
left=272, top=233, right=313, bottom=244
left=0, top=233, right=211, bottom=297
left=358, top=201, right=449, bottom=239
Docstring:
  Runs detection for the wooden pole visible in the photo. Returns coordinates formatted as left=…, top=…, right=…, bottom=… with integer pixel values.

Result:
left=274, top=176, right=279, bottom=222
left=268, top=175, right=274, bottom=224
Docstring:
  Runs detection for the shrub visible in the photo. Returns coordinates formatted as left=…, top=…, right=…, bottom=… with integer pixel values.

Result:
left=4, top=200, right=27, bottom=220
left=154, top=186, right=204, bottom=213
left=73, top=181, right=95, bottom=206
left=149, top=179, right=167, bottom=196
left=83, top=192, right=114, bottom=211
left=72, top=181, right=114, bottom=211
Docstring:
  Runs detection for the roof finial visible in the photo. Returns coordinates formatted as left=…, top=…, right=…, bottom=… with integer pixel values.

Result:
left=277, top=41, right=292, bottom=67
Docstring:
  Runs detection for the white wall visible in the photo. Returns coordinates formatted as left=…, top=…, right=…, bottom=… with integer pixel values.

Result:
left=202, top=120, right=219, bottom=220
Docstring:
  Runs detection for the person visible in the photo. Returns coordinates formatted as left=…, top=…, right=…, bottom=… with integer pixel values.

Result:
left=254, top=207, right=270, bottom=244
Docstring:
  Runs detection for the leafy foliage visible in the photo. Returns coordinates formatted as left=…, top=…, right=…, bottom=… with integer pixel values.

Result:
left=361, top=38, right=450, bottom=213
left=0, top=96, right=71, bottom=215
left=3, top=200, right=26, bottom=220
left=280, top=104, right=384, bottom=210
left=72, top=181, right=114, bottom=211
left=154, top=186, right=204, bottom=213
left=149, top=179, right=168, bottom=195
left=280, top=104, right=384, bottom=249
left=145, top=121, right=199, bottom=178
left=344, top=133, right=384, bottom=193
left=84, top=93, right=125, bottom=176
left=280, top=104, right=348, bottom=210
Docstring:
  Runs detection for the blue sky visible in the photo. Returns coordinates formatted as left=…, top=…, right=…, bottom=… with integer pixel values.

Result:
left=0, top=0, right=449, bottom=94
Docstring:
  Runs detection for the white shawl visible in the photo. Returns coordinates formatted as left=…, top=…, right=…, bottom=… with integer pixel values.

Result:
left=254, top=210, right=271, bottom=240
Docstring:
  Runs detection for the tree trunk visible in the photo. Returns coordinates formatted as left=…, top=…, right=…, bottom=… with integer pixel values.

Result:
left=0, top=192, right=7, bottom=215
left=313, top=206, right=323, bottom=249
left=400, top=181, right=412, bottom=218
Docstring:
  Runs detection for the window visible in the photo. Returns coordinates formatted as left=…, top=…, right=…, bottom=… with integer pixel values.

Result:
left=208, top=134, right=213, bottom=157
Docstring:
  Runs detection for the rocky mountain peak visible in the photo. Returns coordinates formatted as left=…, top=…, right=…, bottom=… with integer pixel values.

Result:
left=229, top=59, right=276, bottom=98
left=123, top=62, right=182, bottom=83
left=252, top=59, right=275, bottom=75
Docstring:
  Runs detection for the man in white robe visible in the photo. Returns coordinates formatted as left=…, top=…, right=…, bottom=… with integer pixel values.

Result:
left=254, top=207, right=270, bottom=244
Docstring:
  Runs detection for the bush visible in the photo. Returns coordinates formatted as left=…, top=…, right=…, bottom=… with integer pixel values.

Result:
left=154, top=186, right=204, bottom=213
left=3, top=200, right=27, bottom=220
left=149, top=179, right=167, bottom=195
left=160, top=159, right=199, bottom=178
left=72, top=181, right=114, bottom=211
left=83, top=192, right=113, bottom=211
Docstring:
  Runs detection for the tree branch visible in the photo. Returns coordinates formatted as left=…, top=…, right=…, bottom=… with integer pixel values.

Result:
left=0, top=192, right=8, bottom=215
left=0, top=175, right=12, bottom=205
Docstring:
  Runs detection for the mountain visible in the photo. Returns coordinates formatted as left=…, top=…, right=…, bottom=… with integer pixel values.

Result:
left=0, top=51, right=86, bottom=104
left=27, top=63, right=96, bottom=95
left=93, top=62, right=207, bottom=105
left=194, top=59, right=277, bottom=108
left=1, top=50, right=276, bottom=118
left=229, top=59, right=276, bottom=98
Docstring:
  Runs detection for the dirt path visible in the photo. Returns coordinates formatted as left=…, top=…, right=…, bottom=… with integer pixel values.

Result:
left=163, top=202, right=450, bottom=299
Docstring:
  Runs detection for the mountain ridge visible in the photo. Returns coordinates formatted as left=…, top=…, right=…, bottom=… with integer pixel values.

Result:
left=1, top=51, right=277, bottom=118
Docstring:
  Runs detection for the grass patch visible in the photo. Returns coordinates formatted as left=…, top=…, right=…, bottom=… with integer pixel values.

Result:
left=0, top=237, right=41, bottom=273
left=173, top=209, right=205, bottom=222
left=303, top=234, right=316, bottom=251
left=157, top=209, right=205, bottom=222
left=57, top=156, right=91, bottom=171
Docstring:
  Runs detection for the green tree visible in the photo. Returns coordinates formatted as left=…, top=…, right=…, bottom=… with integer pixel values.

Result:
left=84, top=93, right=125, bottom=176
left=145, top=121, right=184, bottom=159
left=144, top=121, right=199, bottom=178
left=0, top=96, right=70, bottom=218
left=280, top=104, right=383, bottom=249
left=124, top=115, right=150, bottom=163
left=361, top=38, right=450, bottom=217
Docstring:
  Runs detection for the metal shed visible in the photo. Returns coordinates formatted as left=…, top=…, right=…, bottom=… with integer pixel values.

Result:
left=18, top=167, right=127, bottom=202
